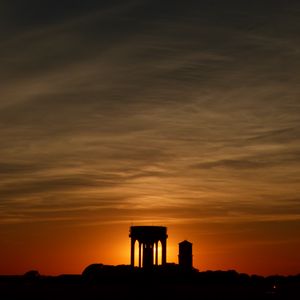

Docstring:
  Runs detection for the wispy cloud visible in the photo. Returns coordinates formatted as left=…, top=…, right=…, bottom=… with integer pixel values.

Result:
left=0, top=0, right=299, bottom=232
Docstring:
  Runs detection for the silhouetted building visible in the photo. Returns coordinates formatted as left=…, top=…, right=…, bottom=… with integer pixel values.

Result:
left=129, top=226, right=167, bottom=268
left=178, top=240, right=193, bottom=270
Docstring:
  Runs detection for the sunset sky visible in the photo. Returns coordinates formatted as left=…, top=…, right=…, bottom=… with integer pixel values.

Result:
left=0, top=0, right=299, bottom=276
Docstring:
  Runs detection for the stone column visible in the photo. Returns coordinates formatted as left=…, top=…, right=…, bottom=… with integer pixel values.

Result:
left=139, top=241, right=142, bottom=268
left=161, top=239, right=167, bottom=265
left=131, top=238, right=135, bottom=267
left=142, top=242, right=146, bottom=268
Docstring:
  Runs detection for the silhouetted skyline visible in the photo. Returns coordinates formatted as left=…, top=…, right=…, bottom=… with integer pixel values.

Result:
left=0, top=0, right=299, bottom=276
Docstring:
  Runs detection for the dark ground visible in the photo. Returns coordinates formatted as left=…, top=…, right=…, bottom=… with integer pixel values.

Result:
left=1, top=266, right=300, bottom=300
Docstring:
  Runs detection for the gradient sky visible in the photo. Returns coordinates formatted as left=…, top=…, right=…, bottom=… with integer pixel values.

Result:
left=0, top=0, right=299, bottom=276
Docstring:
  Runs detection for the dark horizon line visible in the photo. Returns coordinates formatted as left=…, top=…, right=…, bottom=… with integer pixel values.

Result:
left=1, top=264, right=300, bottom=278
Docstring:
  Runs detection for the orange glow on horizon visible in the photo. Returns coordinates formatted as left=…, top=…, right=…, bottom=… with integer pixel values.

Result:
left=0, top=222, right=299, bottom=276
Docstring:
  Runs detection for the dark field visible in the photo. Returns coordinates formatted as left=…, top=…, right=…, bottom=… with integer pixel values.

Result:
left=1, top=267, right=299, bottom=300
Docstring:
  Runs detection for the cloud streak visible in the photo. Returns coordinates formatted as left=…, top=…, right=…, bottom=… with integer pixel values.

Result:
left=0, top=0, right=299, bottom=231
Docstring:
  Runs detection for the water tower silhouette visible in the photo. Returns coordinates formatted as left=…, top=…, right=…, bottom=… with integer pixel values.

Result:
left=129, top=226, right=167, bottom=268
